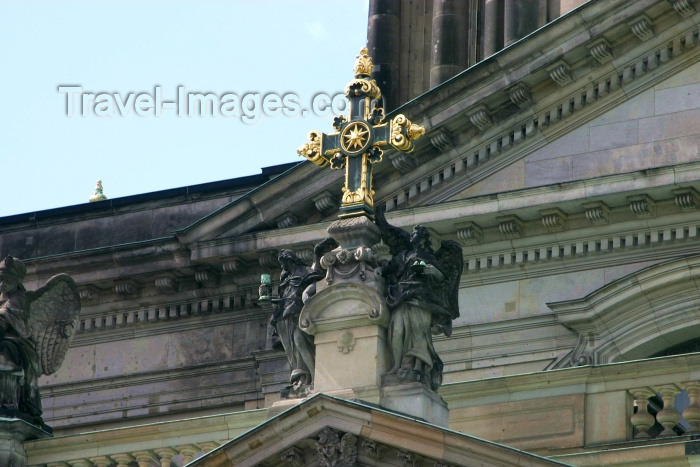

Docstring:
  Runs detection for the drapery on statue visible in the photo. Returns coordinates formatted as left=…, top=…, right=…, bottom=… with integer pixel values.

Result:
left=375, top=208, right=463, bottom=390
left=0, top=256, right=80, bottom=429
left=267, top=238, right=338, bottom=396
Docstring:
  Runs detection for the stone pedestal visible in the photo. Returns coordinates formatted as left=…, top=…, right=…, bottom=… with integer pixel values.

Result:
left=295, top=216, right=451, bottom=427
left=380, top=382, right=449, bottom=427
left=0, top=417, right=52, bottom=466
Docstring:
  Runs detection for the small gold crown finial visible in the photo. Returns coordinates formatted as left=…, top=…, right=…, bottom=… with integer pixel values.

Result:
left=89, top=179, right=107, bottom=202
left=354, top=47, right=373, bottom=78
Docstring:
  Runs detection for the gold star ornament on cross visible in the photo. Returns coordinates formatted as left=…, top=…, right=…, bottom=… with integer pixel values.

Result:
left=297, top=47, right=425, bottom=219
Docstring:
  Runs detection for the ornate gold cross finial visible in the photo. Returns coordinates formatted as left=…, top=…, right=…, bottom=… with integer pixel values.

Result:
left=298, top=48, right=425, bottom=219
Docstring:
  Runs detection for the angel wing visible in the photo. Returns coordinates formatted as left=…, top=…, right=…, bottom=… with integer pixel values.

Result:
left=26, top=274, right=81, bottom=375
left=434, top=240, right=464, bottom=334
left=312, top=236, right=339, bottom=270
left=375, top=205, right=410, bottom=255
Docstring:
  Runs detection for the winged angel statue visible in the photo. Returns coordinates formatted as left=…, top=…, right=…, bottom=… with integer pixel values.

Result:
left=0, top=256, right=80, bottom=427
left=375, top=208, right=463, bottom=391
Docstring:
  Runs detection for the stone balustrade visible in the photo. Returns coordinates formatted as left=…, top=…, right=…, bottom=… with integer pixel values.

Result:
left=441, top=353, right=700, bottom=455
left=629, top=381, right=700, bottom=439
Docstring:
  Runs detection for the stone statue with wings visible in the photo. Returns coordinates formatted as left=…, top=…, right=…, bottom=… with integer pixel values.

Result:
left=375, top=208, right=463, bottom=391
left=0, top=256, right=80, bottom=428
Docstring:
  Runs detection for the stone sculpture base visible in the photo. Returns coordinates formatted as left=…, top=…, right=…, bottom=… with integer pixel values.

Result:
left=0, top=417, right=52, bottom=467
left=380, top=382, right=449, bottom=427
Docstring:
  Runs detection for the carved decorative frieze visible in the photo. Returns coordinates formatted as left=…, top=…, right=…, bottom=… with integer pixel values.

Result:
left=497, top=215, right=524, bottom=238
left=311, top=428, right=357, bottom=467
left=277, top=212, right=299, bottom=229
left=627, top=194, right=656, bottom=218
left=361, top=440, right=386, bottom=459
left=583, top=201, right=611, bottom=225
left=539, top=208, right=568, bottom=232
left=628, top=15, right=654, bottom=41
left=507, top=82, right=533, bottom=108
left=546, top=60, right=573, bottom=87
left=429, top=127, right=453, bottom=152
left=312, top=191, right=337, bottom=215
left=467, top=105, right=493, bottom=131
left=673, top=187, right=700, bottom=211
left=456, top=221, right=483, bottom=245
left=669, top=0, right=695, bottom=18
left=398, top=450, right=417, bottom=467
left=154, top=276, right=177, bottom=293
left=115, top=281, right=138, bottom=297
left=259, top=250, right=279, bottom=269
left=280, top=446, right=306, bottom=467
left=587, top=38, right=613, bottom=64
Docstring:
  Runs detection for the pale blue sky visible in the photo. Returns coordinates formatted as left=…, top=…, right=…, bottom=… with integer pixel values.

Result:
left=0, top=1, right=369, bottom=217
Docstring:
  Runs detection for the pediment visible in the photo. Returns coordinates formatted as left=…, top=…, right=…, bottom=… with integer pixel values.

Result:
left=547, top=253, right=700, bottom=365
left=190, top=393, right=564, bottom=466
left=175, top=0, right=698, bottom=259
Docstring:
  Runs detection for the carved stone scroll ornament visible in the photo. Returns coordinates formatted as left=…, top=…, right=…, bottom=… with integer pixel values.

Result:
left=311, top=427, right=358, bottom=467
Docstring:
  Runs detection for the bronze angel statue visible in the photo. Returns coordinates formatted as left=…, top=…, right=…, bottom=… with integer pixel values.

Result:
left=375, top=208, right=463, bottom=391
left=0, top=256, right=80, bottom=428
left=266, top=238, right=338, bottom=397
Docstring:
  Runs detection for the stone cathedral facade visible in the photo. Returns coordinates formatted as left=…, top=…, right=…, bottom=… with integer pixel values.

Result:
left=2, top=0, right=699, bottom=465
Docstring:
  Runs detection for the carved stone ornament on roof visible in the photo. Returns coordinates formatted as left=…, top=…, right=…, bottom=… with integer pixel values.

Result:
left=280, top=446, right=306, bottom=467
left=466, top=104, right=494, bottom=131
left=627, top=194, right=656, bottom=218
left=222, top=258, right=246, bottom=274
left=669, top=0, right=695, bottom=18
left=583, top=201, right=611, bottom=225
left=587, top=37, right=613, bottom=64
left=540, top=208, right=568, bottom=232
left=628, top=14, right=655, bottom=41
left=312, top=190, right=338, bottom=215
left=507, top=82, right=534, bottom=108
left=497, top=215, right=524, bottom=238
left=456, top=221, right=483, bottom=245
left=154, top=276, right=177, bottom=293
left=277, top=212, right=299, bottom=229
left=674, top=187, right=700, bottom=211
left=115, top=280, right=138, bottom=297
left=429, top=127, right=453, bottom=152
left=546, top=59, right=573, bottom=87
left=258, top=250, right=279, bottom=269
left=311, top=427, right=358, bottom=467
left=361, top=440, right=386, bottom=459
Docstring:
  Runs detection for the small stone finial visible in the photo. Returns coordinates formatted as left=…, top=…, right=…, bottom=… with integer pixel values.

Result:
left=354, top=47, right=373, bottom=78
left=89, top=180, right=107, bottom=202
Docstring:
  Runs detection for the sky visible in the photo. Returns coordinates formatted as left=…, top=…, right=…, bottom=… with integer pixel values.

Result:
left=0, top=1, right=369, bottom=217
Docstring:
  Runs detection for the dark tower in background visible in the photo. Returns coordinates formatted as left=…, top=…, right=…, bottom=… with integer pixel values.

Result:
left=367, top=0, right=588, bottom=110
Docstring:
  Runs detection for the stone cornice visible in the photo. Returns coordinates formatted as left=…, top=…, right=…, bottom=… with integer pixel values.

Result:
left=142, top=0, right=693, bottom=252
left=377, top=3, right=700, bottom=209
left=546, top=253, right=700, bottom=362
left=440, top=352, right=700, bottom=405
